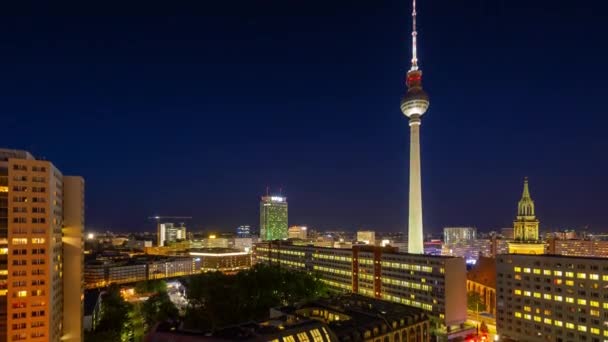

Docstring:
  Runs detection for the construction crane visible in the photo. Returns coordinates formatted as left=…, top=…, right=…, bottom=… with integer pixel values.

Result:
left=148, top=216, right=192, bottom=246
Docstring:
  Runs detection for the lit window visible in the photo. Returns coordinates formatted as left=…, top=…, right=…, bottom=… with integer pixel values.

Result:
left=514, top=312, right=522, bottom=318
left=555, top=296, right=563, bottom=302
left=544, top=294, right=552, bottom=300
left=524, top=291, right=531, bottom=297
left=566, top=322, right=575, bottom=329
left=577, top=273, right=587, bottom=279
left=11, top=238, right=27, bottom=245
left=533, top=269, right=541, bottom=274
left=533, top=292, right=541, bottom=298
left=16, top=291, right=26, bottom=298
left=578, top=325, right=587, bottom=332
left=565, top=272, right=574, bottom=278
left=554, top=270, right=563, bottom=276
left=514, top=289, right=522, bottom=295
left=31, top=238, right=45, bottom=244
left=590, top=301, right=599, bottom=307
left=534, top=316, right=541, bottom=322
left=543, top=269, right=551, bottom=275
left=566, top=297, right=574, bottom=303
left=591, top=327, right=600, bottom=335
left=554, top=320, right=563, bottom=327
left=514, top=267, right=521, bottom=272
left=544, top=318, right=552, bottom=324
left=524, top=314, right=531, bottom=320
left=524, top=268, right=531, bottom=273
left=590, top=274, right=599, bottom=280
left=578, top=299, right=587, bottom=305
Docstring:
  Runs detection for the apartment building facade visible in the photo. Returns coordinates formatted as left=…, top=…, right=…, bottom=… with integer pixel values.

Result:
left=497, top=254, right=608, bottom=342
left=0, top=149, right=84, bottom=342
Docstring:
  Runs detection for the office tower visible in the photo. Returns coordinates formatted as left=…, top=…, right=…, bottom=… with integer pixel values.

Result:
left=259, top=195, right=288, bottom=241
left=0, top=148, right=84, bottom=342
left=158, top=222, right=186, bottom=247
left=443, top=227, right=477, bottom=245
left=401, top=0, right=430, bottom=254
left=497, top=254, right=608, bottom=341
left=236, top=225, right=251, bottom=238
left=356, top=230, right=376, bottom=245
left=256, top=241, right=470, bottom=339
left=508, top=177, right=545, bottom=254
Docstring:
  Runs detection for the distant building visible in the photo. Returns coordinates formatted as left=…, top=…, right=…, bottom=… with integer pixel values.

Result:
left=288, top=225, right=308, bottom=240
left=508, top=178, right=544, bottom=254
left=443, top=227, right=476, bottom=244
left=260, top=195, right=288, bottom=241
left=236, top=225, right=251, bottom=238
left=84, top=256, right=201, bottom=288
left=500, top=227, right=514, bottom=239
left=497, top=254, right=608, bottom=342
left=547, top=239, right=608, bottom=258
left=158, top=222, right=187, bottom=247
left=357, top=230, right=376, bottom=245
left=424, top=240, right=442, bottom=255
left=189, top=248, right=252, bottom=273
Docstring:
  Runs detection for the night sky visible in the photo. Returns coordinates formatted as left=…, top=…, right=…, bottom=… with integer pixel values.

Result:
left=1, top=0, right=606, bottom=234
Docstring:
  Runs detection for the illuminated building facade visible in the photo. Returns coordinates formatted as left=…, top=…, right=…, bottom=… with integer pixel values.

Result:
left=288, top=225, right=308, bottom=240
left=0, top=149, right=84, bottom=342
left=466, top=256, right=496, bottom=316
left=255, top=241, right=469, bottom=337
left=443, top=227, right=476, bottom=245
left=260, top=195, right=288, bottom=241
left=508, top=178, right=545, bottom=254
left=497, top=254, right=608, bottom=342
left=236, top=225, right=251, bottom=238
left=189, top=248, right=252, bottom=273
left=84, top=256, right=201, bottom=288
left=356, top=230, right=375, bottom=245
left=547, top=239, right=608, bottom=258
left=158, top=222, right=186, bottom=247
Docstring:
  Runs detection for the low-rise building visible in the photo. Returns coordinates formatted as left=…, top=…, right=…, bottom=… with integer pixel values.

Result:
left=547, top=238, right=608, bottom=258
left=466, top=256, right=496, bottom=316
left=189, top=248, right=252, bottom=273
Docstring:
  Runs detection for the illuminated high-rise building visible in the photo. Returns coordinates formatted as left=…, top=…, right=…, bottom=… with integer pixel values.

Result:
left=236, top=225, right=251, bottom=238
left=401, top=0, right=430, bottom=254
left=158, top=222, right=186, bottom=247
left=508, top=177, right=545, bottom=254
left=0, top=148, right=84, bottom=342
left=259, top=195, right=288, bottom=241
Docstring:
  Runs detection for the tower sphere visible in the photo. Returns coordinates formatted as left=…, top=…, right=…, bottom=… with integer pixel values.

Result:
left=400, top=88, right=429, bottom=118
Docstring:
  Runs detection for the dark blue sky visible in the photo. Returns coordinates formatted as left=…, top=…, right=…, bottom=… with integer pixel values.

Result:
left=1, top=0, right=606, bottom=234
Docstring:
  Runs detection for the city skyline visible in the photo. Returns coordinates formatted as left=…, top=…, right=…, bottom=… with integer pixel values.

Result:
left=1, top=0, right=607, bottom=233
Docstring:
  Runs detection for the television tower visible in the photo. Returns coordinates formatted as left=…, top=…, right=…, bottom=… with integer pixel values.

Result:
left=401, top=0, right=429, bottom=254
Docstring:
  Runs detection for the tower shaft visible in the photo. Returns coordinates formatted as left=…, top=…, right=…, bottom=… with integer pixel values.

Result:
left=408, top=117, right=424, bottom=253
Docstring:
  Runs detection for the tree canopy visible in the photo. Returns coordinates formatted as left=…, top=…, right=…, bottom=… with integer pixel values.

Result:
left=183, top=264, right=329, bottom=330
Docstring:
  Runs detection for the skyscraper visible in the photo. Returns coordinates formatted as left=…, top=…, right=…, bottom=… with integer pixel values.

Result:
left=259, top=195, right=288, bottom=241
left=508, top=177, right=544, bottom=254
left=0, top=148, right=84, bottom=342
left=401, top=0, right=430, bottom=254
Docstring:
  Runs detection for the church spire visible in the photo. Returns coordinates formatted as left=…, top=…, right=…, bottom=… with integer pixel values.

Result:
left=517, top=177, right=535, bottom=217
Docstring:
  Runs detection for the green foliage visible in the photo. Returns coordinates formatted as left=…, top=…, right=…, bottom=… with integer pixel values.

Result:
left=135, top=279, right=167, bottom=295
left=141, top=291, right=179, bottom=327
left=183, top=264, right=328, bottom=330
left=467, top=292, right=485, bottom=311
left=87, top=284, right=133, bottom=341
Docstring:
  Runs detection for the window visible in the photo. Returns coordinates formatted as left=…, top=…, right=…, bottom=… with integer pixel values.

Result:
left=31, top=310, right=45, bottom=317
left=13, top=197, right=27, bottom=203
left=12, top=238, right=27, bottom=245
left=12, top=217, right=26, bottom=224
left=31, top=238, right=45, bottom=244
left=12, top=164, right=27, bottom=171
left=31, top=187, right=45, bottom=193
left=12, top=186, right=27, bottom=192
left=12, top=260, right=27, bottom=266
left=15, top=291, right=27, bottom=298
left=12, top=312, right=26, bottom=319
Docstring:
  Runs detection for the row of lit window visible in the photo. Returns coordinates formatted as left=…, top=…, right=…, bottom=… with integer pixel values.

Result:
left=381, top=277, right=432, bottom=292
left=313, top=253, right=351, bottom=262
left=381, top=262, right=433, bottom=273
left=314, top=265, right=350, bottom=276
left=512, top=289, right=607, bottom=308
left=320, top=279, right=351, bottom=291
left=514, top=267, right=606, bottom=280
left=11, top=238, right=45, bottom=245
left=382, top=293, right=433, bottom=312
left=513, top=312, right=606, bottom=335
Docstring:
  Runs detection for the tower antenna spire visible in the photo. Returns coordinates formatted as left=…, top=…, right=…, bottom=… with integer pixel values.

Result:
left=410, top=0, right=419, bottom=71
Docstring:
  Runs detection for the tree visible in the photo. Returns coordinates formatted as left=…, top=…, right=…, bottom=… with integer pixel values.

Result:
left=88, top=284, right=133, bottom=341
left=467, top=292, right=484, bottom=312
left=141, top=291, right=179, bottom=327
left=182, top=264, right=328, bottom=331
left=135, top=279, right=167, bottom=295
